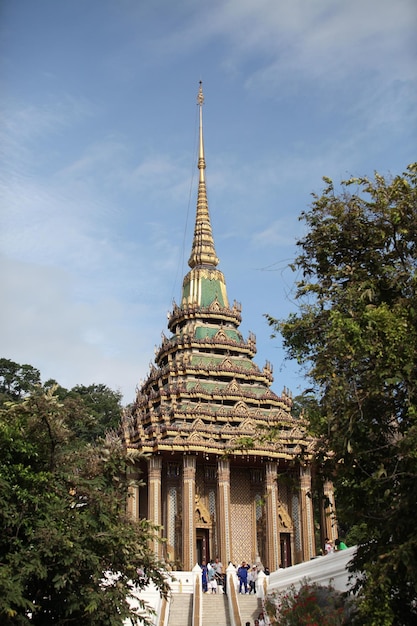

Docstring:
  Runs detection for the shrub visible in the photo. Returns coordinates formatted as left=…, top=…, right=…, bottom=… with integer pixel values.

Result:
left=265, top=579, right=357, bottom=625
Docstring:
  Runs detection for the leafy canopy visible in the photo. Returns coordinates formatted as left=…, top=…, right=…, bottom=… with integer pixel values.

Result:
left=0, top=370, right=168, bottom=625
left=267, top=164, right=417, bottom=625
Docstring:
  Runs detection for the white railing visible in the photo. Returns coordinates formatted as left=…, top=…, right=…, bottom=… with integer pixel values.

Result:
left=267, top=546, right=357, bottom=595
left=123, top=570, right=196, bottom=626
left=123, top=578, right=165, bottom=626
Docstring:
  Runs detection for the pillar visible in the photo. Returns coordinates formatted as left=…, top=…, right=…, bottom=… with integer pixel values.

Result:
left=265, top=462, right=280, bottom=572
left=182, top=455, right=197, bottom=569
left=321, top=479, right=338, bottom=544
left=127, top=466, right=140, bottom=520
left=217, top=458, right=231, bottom=566
left=300, top=465, right=316, bottom=561
left=148, top=456, right=162, bottom=558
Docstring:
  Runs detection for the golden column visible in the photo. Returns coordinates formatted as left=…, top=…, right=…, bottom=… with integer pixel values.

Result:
left=182, top=455, right=197, bottom=569
left=321, top=479, right=338, bottom=544
left=300, top=465, right=316, bottom=561
left=265, top=462, right=280, bottom=572
left=217, top=458, right=231, bottom=565
left=148, top=456, right=162, bottom=558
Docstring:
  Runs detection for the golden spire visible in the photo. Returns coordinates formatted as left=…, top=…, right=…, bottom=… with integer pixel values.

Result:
left=188, top=81, right=219, bottom=269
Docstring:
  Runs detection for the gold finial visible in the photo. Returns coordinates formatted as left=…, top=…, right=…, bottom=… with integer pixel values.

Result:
left=197, top=81, right=204, bottom=106
left=187, top=81, right=219, bottom=270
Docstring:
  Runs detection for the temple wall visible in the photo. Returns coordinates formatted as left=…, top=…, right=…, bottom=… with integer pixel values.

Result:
left=230, top=467, right=255, bottom=565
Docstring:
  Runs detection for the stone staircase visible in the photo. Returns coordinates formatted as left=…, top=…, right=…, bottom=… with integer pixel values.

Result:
left=165, top=587, right=261, bottom=626
left=202, top=593, right=229, bottom=626
left=238, top=593, right=262, bottom=624
left=167, top=593, right=192, bottom=626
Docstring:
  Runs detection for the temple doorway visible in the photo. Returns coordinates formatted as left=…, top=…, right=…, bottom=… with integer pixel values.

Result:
left=280, top=533, right=292, bottom=567
left=196, top=528, right=209, bottom=565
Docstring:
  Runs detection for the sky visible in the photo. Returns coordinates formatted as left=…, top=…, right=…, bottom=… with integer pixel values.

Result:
left=1, top=0, right=416, bottom=404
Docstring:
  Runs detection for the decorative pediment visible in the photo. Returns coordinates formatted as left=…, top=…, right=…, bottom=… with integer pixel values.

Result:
left=214, top=329, right=228, bottom=341
left=191, top=381, right=204, bottom=394
left=195, top=494, right=212, bottom=527
left=226, top=378, right=241, bottom=395
left=288, top=426, right=304, bottom=439
left=278, top=502, right=293, bottom=530
left=239, top=417, right=256, bottom=432
left=234, top=400, right=249, bottom=415
left=188, top=431, right=203, bottom=441
left=262, top=389, right=277, bottom=400
left=208, top=298, right=222, bottom=312
left=220, top=357, right=234, bottom=369
left=191, top=418, right=206, bottom=430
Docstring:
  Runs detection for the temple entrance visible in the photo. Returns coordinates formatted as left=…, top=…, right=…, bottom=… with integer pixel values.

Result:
left=196, top=528, right=209, bottom=565
left=280, top=533, right=292, bottom=567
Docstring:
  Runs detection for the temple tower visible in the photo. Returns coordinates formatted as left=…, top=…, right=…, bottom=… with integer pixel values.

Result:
left=124, top=83, right=323, bottom=570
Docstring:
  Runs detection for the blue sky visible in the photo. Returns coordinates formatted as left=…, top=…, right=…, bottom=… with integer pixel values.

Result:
left=1, top=0, right=416, bottom=403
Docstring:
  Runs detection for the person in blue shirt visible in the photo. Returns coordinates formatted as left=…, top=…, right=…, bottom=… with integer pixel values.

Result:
left=237, top=561, right=249, bottom=594
left=201, top=560, right=208, bottom=592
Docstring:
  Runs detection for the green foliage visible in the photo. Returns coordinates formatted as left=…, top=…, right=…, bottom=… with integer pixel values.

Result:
left=0, top=359, right=123, bottom=441
left=58, top=383, right=123, bottom=442
left=267, top=164, right=417, bottom=624
left=265, top=580, right=356, bottom=625
left=0, top=358, right=41, bottom=404
left=0, top=386, right=168, bottom=625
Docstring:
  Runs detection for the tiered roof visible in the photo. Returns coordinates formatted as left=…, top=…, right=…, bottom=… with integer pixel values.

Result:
left=126, top=83, right=310, bottom=460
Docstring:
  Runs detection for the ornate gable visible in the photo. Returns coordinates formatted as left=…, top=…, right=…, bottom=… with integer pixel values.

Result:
left=226, top=378, right=241, bottom=395
left=239, top=417, right=256, bottom=432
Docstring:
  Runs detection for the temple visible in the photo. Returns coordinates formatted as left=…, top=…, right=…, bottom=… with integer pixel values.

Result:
left=123, top=83, right=336, bottom=571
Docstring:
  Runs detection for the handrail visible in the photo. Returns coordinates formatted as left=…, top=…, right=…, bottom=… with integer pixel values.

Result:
left=192, top=564, right=203, bottom=626
left=226, top=564, right=242, bottom=626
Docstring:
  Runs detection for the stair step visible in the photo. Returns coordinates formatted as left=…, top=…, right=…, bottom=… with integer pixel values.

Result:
left=202, top=593, right=229, bottom=626
left=167, top=594, right=192, bottom=626
left=238, top=594, right=262, bottom=625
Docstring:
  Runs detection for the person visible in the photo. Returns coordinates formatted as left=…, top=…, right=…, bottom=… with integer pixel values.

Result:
left=209, top=575, right=218, bottom=593
left=213, top=556, right=224, bottom=591
left=207, top=560, right=217, bottom=593
left=324, top=537, right=333, bottom=554
left=245, top=623, right=251, bottom=626
left=201, top=559, right=208, bottom=592
left=257, top=611, right=266, bottom=626
left=335, top=538, right=348, bottom=550
left=237, top=561, right=249, bottom=594
left=213, top=556, right=223, bottom=576
left=247, top=565, right=257, bottom=594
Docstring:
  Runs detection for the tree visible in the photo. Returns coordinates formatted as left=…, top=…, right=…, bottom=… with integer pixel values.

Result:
left=267, top=163, right=417, bottom=625
left=0, top=386, right=168, bottom=625
left=66, top=383, right=124, bottom=440
left=1, top=360, right=123, bottom=442
left=0, top=358, right=41, bottom=404
left=44, top=382, right=124, bottom=442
